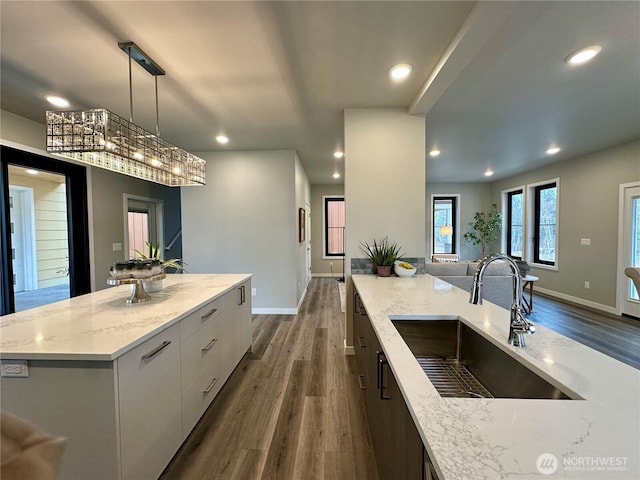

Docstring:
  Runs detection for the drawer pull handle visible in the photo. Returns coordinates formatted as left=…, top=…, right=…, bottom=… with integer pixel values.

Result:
left=201, top=338, right=218, bottom=352
left=203, top=377, right=218, bottom=394
left=141, top=340, right=171, bottom=361
left=201, top=307, right=218, bottom=320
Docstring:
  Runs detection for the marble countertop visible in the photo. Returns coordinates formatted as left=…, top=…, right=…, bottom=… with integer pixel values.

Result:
left=0, top=274, right=251, bottom=361
left=352, top=274, right=639, bottom=479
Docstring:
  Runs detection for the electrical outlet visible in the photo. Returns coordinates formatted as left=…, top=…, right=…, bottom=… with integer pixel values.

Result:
left=584, top=281, right=590, bottom=289
left=251, top=288, right=257, bottom=296
left=1, top=360, right=29, bottom=377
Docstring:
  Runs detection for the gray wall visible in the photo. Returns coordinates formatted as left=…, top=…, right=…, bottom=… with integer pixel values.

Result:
left=310, top=184, right=344, bottom=275
left=490, top=140, right=640, bottom=308
left=426, top=183, right=492, bottom=261
left=295, top=154, right=311, bottom=301
left=181, top=150, right=309, bottom=312
left=89, top=168, right=182, bottom=291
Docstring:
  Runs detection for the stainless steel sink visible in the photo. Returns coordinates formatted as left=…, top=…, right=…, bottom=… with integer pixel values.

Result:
left=392, top=319, right=577, bottom=399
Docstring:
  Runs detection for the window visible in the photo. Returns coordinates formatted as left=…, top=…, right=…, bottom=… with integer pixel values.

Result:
left=323, top=196, right=344, bottom=257
left=533, top=182, right=558, bottom=266
left=432, top=196, right=457, bottom=254
left=506, top=189, right=524, bottom=259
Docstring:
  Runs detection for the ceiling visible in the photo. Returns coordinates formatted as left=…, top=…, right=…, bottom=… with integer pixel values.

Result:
left=1, top=1, right=638, bottom=185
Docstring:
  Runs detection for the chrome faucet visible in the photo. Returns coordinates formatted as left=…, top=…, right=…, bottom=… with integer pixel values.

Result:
left=469, top=254, right=536, bottom=347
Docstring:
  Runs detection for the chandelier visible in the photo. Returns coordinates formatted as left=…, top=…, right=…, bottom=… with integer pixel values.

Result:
left=46, top=42, right=206, bottom=187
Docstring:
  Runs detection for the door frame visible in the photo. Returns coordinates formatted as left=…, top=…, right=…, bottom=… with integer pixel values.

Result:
left=1, top=145, right=91, bottom=315
left=616, top=181, right=640, bottom=317
left=123, top=194, right=164, bottom=260
left=8, top=185, right=38, bottom=291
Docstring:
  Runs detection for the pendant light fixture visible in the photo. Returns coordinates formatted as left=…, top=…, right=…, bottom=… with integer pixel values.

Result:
left=46, top=42, right=206, bottom=187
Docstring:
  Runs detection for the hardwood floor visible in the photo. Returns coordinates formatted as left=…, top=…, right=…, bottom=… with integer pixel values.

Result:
left=160, top=278, right=379, bottom=480
left=161, top=278, right=639, bottom=479
left=527, top=292, right=640, bottom=369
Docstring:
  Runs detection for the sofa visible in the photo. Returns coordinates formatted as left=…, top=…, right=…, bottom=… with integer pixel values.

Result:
left=424, top=261, right=514, bottom=310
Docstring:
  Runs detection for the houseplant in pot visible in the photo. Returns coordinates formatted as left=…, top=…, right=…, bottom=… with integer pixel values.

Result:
left=359, top=237, right=404, bottom=277
left=134, top=241, right=187, bottom=291
left=463, top=204, right=502, bottom=259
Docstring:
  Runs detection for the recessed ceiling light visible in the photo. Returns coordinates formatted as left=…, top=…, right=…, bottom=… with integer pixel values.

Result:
left=333, top=172, right=341, bottom=179
left=389, top=63, right=413, bottom=80
left=216, top=135, right=229, bottom=145
left=565, top=45, right=601, bottom=65
left=45, top=95, right=70, bottom=108
left=484, top=169, right=494, bottom=177
left=25, top=169, right=38, bottom=175
left=429, top=149, right=441, bottom=157
left=546, top=147, right=561, bottom=155
left=334, top=151, right=344, bottom=159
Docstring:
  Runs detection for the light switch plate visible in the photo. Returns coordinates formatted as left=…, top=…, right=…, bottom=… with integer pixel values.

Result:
left=112, top=243, right=123, bottom=252
left=580, top=238, right=591, bottom=246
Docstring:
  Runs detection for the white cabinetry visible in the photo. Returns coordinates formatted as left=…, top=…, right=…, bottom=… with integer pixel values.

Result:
left=0, top=275, right=252, bottom=480
left=117, top=323, right=182, bottom=480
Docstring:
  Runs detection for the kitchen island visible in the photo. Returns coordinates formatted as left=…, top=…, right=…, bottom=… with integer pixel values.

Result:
left=0, top=274, right=252, bottom=480
left=352, top=274, right=639, bottom=479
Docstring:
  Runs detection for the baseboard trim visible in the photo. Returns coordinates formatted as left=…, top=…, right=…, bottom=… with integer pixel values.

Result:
left=535, top=287, right=618, bottom=316
left=297, top=285, right=308, bottom=311
left=344, top=339, right=355, bottom=355
left=252, top=308, right=297, bottom=315
left=312, top=273, right=343, bottom=278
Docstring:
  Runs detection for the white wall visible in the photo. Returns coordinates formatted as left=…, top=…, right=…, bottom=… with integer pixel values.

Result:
left=181, top=150, right=309, bottom=312
left=344, top=108, right=426, bottom=347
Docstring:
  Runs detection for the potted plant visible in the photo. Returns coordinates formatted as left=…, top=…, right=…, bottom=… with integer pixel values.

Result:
left=463, top=204, right=502, bottom=259
left=134, top=241, right=187, bottom=291
left=359, top=237, right=404, bottom=277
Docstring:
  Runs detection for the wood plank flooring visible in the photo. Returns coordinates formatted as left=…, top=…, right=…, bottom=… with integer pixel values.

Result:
left=160, top=278, right=379, bottom=480
left=528, top=293, right=640, bottom=369
left=161, top=278, right=640, bottom=480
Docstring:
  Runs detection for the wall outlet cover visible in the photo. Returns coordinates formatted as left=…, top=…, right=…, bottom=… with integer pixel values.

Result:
left=1, top=360, right=29, bottom=377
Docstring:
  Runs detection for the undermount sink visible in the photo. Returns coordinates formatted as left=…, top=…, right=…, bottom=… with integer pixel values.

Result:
left=392, top=318, right=578, bottom=400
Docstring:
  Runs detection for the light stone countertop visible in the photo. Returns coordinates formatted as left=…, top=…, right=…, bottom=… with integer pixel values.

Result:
left=352, top=274, right=640, bottom=480
left=0, top=274, right=251, bottom=361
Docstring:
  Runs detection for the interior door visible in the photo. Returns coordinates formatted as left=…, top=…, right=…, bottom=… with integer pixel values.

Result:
left=620, top=183, right=640, bottom=318
left=126, top=198, right=159, bottom=259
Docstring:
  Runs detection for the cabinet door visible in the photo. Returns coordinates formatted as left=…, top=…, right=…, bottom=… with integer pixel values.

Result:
left=117, top=324, right=182, bottom=480
left=375, top=351, right=423, bottom=480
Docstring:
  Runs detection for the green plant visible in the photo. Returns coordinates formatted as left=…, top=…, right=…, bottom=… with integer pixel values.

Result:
left=359, top=237, right=404, bottom=267
left=463, top=204, right=502, bottom=258
left=134, top=241, right=187, bottom=273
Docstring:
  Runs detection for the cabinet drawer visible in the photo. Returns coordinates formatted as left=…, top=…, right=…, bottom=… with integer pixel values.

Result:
left=117, top=324, right=182, bottom=480
left=180, top=295, right=227, bottom=342
left=182, top=360, right=226, bottom=437
left=181, top=316, right=224, bottom=391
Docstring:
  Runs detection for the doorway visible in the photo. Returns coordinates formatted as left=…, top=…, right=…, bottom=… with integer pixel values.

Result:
left=124, top=195, right=163, bottom=260
left=618, top=182, right=640, bottom=318
left=1, top=146, right=91, bottom=315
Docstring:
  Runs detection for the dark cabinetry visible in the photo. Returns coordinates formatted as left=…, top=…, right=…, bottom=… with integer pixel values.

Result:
left=353, top=290, right=425, bottom=480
